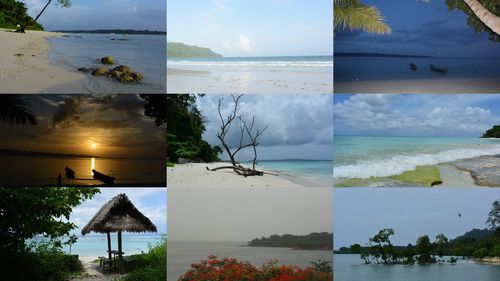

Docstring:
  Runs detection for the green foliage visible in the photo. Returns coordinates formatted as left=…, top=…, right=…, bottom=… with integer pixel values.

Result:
left=248, top=232, right=333, bottom=250
left=0, top=0, right=43, bottom=30
left=140, top=94, right=167, bottom=127
left=118, top=237, right=166, bottom=281
left=445, top=0, right=500, bottom=42
left=167, top=42, right=223, bottom=58
left=482, top=125, right=500, bottom=138
left=167, top=94, right=221, bottom=163
left=334, top=0, right=391, bottom=34
left=487, top=199, right=500, bottom=237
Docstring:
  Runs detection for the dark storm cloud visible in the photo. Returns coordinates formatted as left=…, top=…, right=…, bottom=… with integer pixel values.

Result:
left=52, top=96, right=84, bottom=127
left=78, top=119, right=132, bottom=129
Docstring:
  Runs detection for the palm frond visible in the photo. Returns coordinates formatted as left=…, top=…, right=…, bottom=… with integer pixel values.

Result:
left=0, top=95, right=37, bottom=125
left=334, top=0, right=392, bottom=34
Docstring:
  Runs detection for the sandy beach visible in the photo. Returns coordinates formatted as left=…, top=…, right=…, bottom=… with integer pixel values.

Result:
left=0, top=28, right=84, bottom=93
left=167, top=162, right=326, bottom=188
left=335, top=77, right=500, bottom=93
left=70, top=257, right=124, bottom=281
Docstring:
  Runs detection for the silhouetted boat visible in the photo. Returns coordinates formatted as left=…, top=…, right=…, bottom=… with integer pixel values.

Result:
left=430, top=64, right=448, bottom=74
left=410, top=63, right=417, bottom=70
left=92, top=169, right=115, bottom=184
left=65, top=167, right=75, bottom=179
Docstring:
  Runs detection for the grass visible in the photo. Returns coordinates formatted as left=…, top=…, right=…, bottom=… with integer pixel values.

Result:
left=336, top=165, right=442, bottom=187
left=167, top=161, right=175, bottom=167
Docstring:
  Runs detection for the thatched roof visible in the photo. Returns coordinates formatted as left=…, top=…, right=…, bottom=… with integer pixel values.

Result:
left=81, top=193, right=157, bottom=235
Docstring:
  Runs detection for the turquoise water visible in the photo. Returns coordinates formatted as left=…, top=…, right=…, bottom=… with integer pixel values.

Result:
left=247, top=160, right=332, bottom=186
left=334, top=57, right=500, bottom=81
left=32, top=234, right=164, bottom=257
left=335, top=254, right=500, bottom=281
left=334, top=136, right=500, bottom=178
left=168, top=55, right=333, bottom=67
left=47, top=34, right=166, bottom=93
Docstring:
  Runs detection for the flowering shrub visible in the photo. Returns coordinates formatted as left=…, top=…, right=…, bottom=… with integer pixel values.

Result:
left=179, top=255, right=332, bottom=281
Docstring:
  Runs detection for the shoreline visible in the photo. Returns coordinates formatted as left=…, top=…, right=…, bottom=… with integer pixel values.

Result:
left=167, top=162, right=327, bottom=188
left=334, top=77, right=500, bottom=93
left=0, top=28, right=85, bottom=93
left=477, top=257, right=500, bottom=265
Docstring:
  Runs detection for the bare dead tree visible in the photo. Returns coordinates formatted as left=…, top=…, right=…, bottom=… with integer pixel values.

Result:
left=207, top=94, right=274, bottom=177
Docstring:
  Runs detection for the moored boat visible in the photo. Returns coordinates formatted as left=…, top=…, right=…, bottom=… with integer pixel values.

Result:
left=92, top=169, right=115, bottom=184
left=410, top=63, right=417, bottom=70
left=430, top=64, right=448, bottom=74
left=65, top=167, right=76, bottom=179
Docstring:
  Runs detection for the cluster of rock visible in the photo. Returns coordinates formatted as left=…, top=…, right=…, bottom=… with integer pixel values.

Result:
left=78, top=56, right=143, bottom=83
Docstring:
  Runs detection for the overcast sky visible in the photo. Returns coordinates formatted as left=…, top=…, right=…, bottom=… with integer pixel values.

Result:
left=334, top=94, right=500, bottom=137
left=197, top=94, right=333, bottom=161
left=335, top=0, right=499, bottom=58
left=334, top=188, right=500, bottom=249
left=70, top=188, right=167, bottom=235
left=24, top=0, right=166, bottom=31
left=0, top=95, right=165, bottom=158
left=168, top=186, right=332, bottom=242
left=167, top=0, right=333, bottom=57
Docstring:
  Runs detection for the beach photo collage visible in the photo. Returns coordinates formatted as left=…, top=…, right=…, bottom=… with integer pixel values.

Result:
left=1, top=0, right=500, bottom=281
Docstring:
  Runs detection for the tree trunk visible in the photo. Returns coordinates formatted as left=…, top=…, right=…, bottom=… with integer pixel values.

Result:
left=34, top=0, right=52, bottom=23
left=464, top=0, right=500, bottom=35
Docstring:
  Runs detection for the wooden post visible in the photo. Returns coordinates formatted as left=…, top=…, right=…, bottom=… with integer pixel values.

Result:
left=117, top=230, right=123, bottom=272
left=107, top=232, right=112, bottom=260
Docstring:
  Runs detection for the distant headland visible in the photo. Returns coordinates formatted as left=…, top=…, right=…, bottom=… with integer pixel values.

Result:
left=167, top=42, right=223, bottom=58
left=0, top=149, right=98, bottom=159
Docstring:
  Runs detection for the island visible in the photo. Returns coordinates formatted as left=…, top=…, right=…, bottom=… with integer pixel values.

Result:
left=482, top=125, right=500, bottom=138
left=167, top=42, right=222, bottom=58
left=0, top=149, right=98, bottom=159
left=248, top=232, right=333, bottom=250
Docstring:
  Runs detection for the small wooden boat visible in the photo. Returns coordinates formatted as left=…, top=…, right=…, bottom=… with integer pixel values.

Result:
left=92, top=169, right=115, bottom=184
left=409, top=63, right=417, bottom=70
left=65, top=167, right=76, bottom=179
left=430, top=64, right=448, bottom=74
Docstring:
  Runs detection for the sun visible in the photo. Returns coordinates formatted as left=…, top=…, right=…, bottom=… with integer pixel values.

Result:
left=90, top=142, right=97, bottom=149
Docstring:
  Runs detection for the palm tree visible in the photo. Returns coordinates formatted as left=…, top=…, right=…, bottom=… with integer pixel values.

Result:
left=0, top=95, right=37, bottom=125
left=462, top=0, right=499, bottom=35
left=334, top=0, right=391, bottom=34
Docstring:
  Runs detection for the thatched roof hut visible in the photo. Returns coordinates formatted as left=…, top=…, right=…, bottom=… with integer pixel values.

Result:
left=81, top=193, right=157, bottom=271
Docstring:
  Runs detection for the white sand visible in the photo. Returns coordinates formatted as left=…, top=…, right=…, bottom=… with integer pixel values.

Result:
left=71, top=257, right=124, bottom=281
left=0, top=28, right=84, bottom=93
left=335, top=77, right=500, bottom=93
left=167, top=162, right=321, bottom=188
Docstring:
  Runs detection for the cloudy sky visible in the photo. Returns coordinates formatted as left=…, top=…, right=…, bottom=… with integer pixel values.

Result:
left=168, top=186, right=332, bottom=241
left=335, top=0, right=499, bottom=58
left=70, top=188, right=167, bottom=235
left=167, top=0, right=333, bottom=57
left=335, top=189, right=500, bottom=248
left=334, top=94, right=500, bottom=137
left=0, top=95, right=165, bottom=158
left=24, top=0, right=165, bottom=31
left=197, top=94, right=333, bottom=161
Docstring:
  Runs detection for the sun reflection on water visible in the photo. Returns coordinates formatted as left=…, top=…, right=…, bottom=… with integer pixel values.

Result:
left=91, top=157, right=95, bottom=176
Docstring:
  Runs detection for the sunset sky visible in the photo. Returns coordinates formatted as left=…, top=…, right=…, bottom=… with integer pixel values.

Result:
left=0, top=95, right=165, bottom=159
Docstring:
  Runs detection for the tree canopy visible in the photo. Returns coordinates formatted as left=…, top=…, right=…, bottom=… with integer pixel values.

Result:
left=482, top=125, right=500, bottom=138
left=334, top=0, right=391, bottom=34
left=0, top=0, right=43, bottom=30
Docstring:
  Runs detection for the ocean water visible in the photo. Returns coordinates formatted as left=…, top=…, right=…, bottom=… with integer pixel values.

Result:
left=335, top=254, right=500, bottom=281
left=0, top=155, right=165, bottom=186
left=47, top=34, right=166, bottom=93
left=168, top=241, right=333, bottom=281
left=252, top=160, right=332, bottom=186
left=31, top=234, right=164, bottom=257
left=333, top=136, right=500, bottom=179
left=334, top=57, right=500, bottom=82
left=167, top=55, right=333, bottom=93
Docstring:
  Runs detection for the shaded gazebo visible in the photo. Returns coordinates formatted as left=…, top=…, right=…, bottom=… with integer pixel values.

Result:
left=81, top=193, right=157, bottom=271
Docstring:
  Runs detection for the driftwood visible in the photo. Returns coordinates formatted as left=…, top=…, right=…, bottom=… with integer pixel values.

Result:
left=206, top=165, right=278, bottom=177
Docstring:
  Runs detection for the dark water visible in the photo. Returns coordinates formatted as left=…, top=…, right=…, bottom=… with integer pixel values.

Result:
left=0, top=155, right=165, bottom=186
left=335, top=254, right=500, bottom=281
left=334, top=57, right=500, bottom=81
left=168, top=241, right=333, bottom=280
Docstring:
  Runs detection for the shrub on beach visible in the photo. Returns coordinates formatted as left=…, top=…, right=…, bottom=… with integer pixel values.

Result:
left=179, top=255, right=333, bottom=281
left=118, top=236, right=166, bottom=281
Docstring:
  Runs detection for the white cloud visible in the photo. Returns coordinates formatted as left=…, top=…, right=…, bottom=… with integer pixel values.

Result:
left=234, top=33, right=253, bottom=53
left=213, top=0, right=228, bottom=11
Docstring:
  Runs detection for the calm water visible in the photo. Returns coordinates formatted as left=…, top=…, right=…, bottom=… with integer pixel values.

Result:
left=47, top=34, right=166, bottom=93
left=168, top=241, right=333, bottom=281
left=167, top=56, right=333, bottom=93
left=335, top=254, right=500, bottom=281
left=32, top=234, right=164, bottom=257
left=252, top=160, right=332, bottom=186
left=334, top=57, right=500, bottom=81
left=0, top=155, right=165, bottom=186
left=334, top=136, right=500, bottom=178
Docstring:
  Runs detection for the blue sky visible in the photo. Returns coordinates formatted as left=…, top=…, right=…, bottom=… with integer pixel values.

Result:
left=167, top=0, right=333, bottom=57
left=334, top=188, right=500, bottom=248
left=24, top=0, right=166, bottom=31
left=335, top=0, right=500, bottom=58
left=70, top=188, right=167, bottom=235
left=334, top=94, right=500, bottom=137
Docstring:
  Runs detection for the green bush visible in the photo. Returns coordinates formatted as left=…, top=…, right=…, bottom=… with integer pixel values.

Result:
left=119, top=237, right=166, bottom=281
